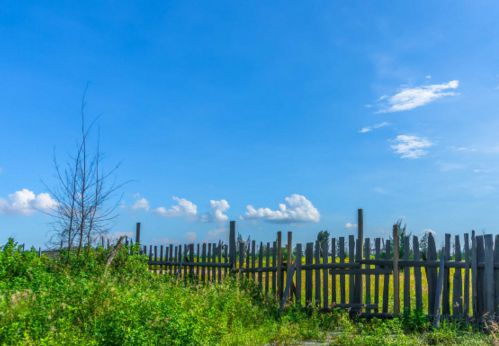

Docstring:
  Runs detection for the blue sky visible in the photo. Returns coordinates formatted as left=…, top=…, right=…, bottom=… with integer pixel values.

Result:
left=1, top=1, right=499, bottom=248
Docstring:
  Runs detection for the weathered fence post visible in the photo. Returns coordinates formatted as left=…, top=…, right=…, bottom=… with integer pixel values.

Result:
left=286, top=232, right=293, bottom=302
left=277, top=231, right=283, bottom=300
left=229, top=221, right=236, bottom=275
left=135, top=222, right=141, bottom=245
left=393, top=224, right=400, bottom=315
left=355, top=209, right=364, bottom=312
left=433, top=247, right=445, bottom=328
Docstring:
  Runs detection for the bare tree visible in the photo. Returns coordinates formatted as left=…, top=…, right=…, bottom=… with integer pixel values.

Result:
left=46, top=90, right=124, bottom=256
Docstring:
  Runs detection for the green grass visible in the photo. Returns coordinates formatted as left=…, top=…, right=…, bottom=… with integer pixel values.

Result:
left=0, top=239, right=492, bottom=345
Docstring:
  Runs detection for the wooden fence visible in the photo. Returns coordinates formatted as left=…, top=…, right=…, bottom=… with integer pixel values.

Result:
left=134, top=209, right=498, bottom=325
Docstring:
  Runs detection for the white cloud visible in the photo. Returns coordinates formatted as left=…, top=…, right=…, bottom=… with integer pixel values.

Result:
left=344, top=222, right=357, bottom=229
left=0, top=189, right=57, bottom=215
left=378, top=80, right=459, bottom=113
left=185, top=232, right=197, bottom=242
left=132, top=197, right=150, bottom=211
left=243, top=194, right=320, bottom=223
left=155, top=196, right=198, bottom=219
left=359, top=122, right=390, bottom=134
left=391, top=135, right=433, bottom=159
left=200, top=199, right=230, bottom=222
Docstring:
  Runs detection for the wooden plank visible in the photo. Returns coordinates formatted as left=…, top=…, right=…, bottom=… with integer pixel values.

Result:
left=218, top=242, right=223, bottom=283
left=476, top=235, right=485, bottom=318
left=229, top=221, right=236, bottom=274
left=169, top=244, right=173, bottom=274
left=238, top=241, right=244, bottom=280
left=393, top=224, right=400, bottom=315
left=212, top=243, right=217, bottom=282
left=280, top=264, right=296, bottom=310
left=484, top=234, right=494, bottom=318
left=296, top=243, right=302, bottom=305
left=349, top=235, right=355, bottom=306
left=413, top=236, right=423, bottom=311
left=251, top=240, right=256, bottom=281
left=471, top=231, right=477, bottom=320
left=365, top=238, right=371, bottom=314
left=135, top=222, right=141, bottom=245
left=382, top=240, right=391, bottom=314
left=464, top=233, right=470, bottom=317
left=154, top=246, right=158, bottom=274
left=403, top=236, right=410, bottom=313
left=190, top=244, right=195, bottom=278
left=207, top=243, right=212, bottom=282
left=331, top=238, right=337, bottom=305
left=160, top=245, right=164, bottom=275
left=453, top=235, right=463, bottom=316
left=315, top=241, right=321, bottom=306
left=442, top=234, right=451, bottom=316
left=305, top=242, right=313, bottom=306
left=426, top=233, right=438, bottom=316
left=201, top=243, right=207, bottom=282
left=196, top=244, right=200, bottom=278
left=339, top=237, right=346, bottom=305
left=272, top=241, right=277, bottom=294
left=494, top=235, right=499, bottom=317
left=355, top=209, right=364, bottom=311
left=173, top=245, right=178, bottom=275
left=224, top=244, right=228, bottom=277
left=246, top=241, right=251, bottom=280
left=165, top=246, right=169, bottom=275
left=286, top=231, right=293, bottom=303
left=258, top=242, right=263, bottom=289
left=374, top=238, right=381, bottom=313
left=322, top=240, right=329, bottom=309
left=433, top=248, right=445, bottom=328
left=277, top=232, right=283, bottom=299
left=265, top=242, right=270, bottom=296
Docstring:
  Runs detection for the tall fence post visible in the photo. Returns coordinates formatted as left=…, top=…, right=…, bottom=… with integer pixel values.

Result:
left=277, top=231, right=283, bottom=300
left=135, top=222, right=141, bottom=245
left=393, top=224, right=400, bottom=315
left=355, top=208, right=364, bottom=312
left=229, top=221, right=236, bottom=275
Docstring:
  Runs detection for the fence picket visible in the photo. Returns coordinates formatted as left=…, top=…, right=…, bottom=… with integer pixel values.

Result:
left=296, top=243, right=302, bottom=306
left=413, top=236, right=423, bottom=311
left=453, top=235, right=463, bottom=316
left=382, top=239, right=391, bottom=314
left=443, top=234, right=451, bottom=316
left=322, top=240, right=329, bottom=309
left=331, top=238, right=337, bottom=305
left=403, top=236, right=410, bottom=313
left=339, top=237, right=346, bottom=305
left=315, top=241, right=321, bottom=306
left=305, top=242, right=313, bottom=306
left=374, top=238, right=381, bottom=313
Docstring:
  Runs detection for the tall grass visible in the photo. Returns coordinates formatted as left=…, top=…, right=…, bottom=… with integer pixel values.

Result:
left=0, top=239, right=492, bottom=345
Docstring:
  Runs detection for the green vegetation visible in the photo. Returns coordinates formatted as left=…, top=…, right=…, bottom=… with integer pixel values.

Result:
left=0, top=239, right=492, bottom=345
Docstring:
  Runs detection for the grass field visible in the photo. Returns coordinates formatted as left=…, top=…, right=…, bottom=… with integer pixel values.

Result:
left=2, top=241, right=490, bottom=345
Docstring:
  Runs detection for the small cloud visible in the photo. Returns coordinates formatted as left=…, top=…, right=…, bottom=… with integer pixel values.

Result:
left=359, top=121, right=390, bottom=134
left=391, top=135, right=433, bottom=159
left=156, top=197, right=198, bottom=219
left=344, top=222, right=357, bottom=230
left=132, top=197, right=150, bottom=211
left=425, top=75, right=432, bottom=79
left=0, top=189, right=57, bottom=215
left=377, top=80, right=459, bottom=113
left=200, top=199, right=230, bottom=223
left=185, top=232, right=197, bottom=242
left=243, top=194, right=320, bottom=223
